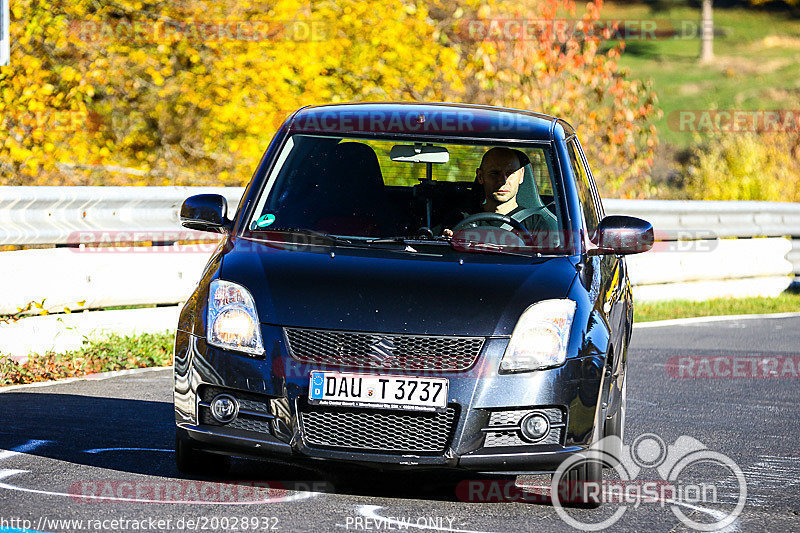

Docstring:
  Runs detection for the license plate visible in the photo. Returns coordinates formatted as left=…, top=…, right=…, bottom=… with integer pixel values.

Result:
left=308, top=371, right=448, bottom=412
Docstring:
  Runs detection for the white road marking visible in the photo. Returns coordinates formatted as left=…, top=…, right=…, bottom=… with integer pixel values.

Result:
left=353, top=505, right=500, bottom=533
left=667, top=500, right=741, bottom=532
left=83, top=447, right=172, bottom=454
left=742, top=454, right=800, bottom=508
left=635, top=311, right=800, bottom=329
left=0, top=469, right=28, bottom=480
left=0, top=439, right=51, bottom=461
left=0, top=477, right=318, bottom=505
left=0, top=439, right=317, bottom=505
left=627, top=398, right=658, bottom=407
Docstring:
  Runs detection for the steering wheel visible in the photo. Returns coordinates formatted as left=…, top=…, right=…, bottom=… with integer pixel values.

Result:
left=451, top=212, right=534, bottom=246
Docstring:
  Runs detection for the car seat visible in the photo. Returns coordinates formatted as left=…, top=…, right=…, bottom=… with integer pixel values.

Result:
left=309, top=142, right=401, bottom=236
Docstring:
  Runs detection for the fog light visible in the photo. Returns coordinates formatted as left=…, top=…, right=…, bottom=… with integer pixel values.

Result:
left=210, top=394, right=239, bottom=423
left=520, top=413, right=550, bottom=442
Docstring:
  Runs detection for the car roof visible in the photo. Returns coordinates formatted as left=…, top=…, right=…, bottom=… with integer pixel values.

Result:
left=287, top=102, right=575, bottom=142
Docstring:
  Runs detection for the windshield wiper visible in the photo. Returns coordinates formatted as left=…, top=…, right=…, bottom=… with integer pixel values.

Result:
left=364, top=237, right=406, bottom=244
left=451, top=241, right=539, bottom=258
left=249, top=227, right=354, bottom=246
left=366, top=234, right=451, bottom=244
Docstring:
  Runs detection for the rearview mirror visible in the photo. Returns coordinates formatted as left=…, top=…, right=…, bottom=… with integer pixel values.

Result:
left=590, top=215, right=653, bottom=255
left=180, top=194, right=230, bottom=233
left=389, top=144, right=449, bottom=164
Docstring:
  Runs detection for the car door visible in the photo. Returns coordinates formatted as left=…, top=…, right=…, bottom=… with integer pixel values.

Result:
left=566, top=139, right=627, bottom=362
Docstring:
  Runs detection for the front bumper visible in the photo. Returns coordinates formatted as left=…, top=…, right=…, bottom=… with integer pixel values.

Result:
left=174, top=326, right=605, bottom=474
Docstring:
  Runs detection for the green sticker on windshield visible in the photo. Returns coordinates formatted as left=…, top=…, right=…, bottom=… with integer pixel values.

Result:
left=256, top=213, right=276, bottom=227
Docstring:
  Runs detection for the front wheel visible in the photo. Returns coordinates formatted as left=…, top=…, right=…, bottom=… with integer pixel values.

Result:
left=175, top=429, right=230, bottom=476
left=556, top=458, right=604, bottom=508
left=606, top=375, right=626, bottom=437
left=602, top=376, right=626, bottom=466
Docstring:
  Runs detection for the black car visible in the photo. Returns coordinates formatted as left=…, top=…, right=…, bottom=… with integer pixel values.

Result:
left=173, top=102, right=653, bottom=500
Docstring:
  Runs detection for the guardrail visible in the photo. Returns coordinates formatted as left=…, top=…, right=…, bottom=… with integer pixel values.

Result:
left=0, top=186, right=243, bottom=246
left=3, top=186, right=800, bottom=240
left=1, top=187, right=798, bottom=310
left=603, top=199, right=799, bottom=301
left=0, top=187, right=797, bottom=360
left=2, top=187, right=799, bottom=251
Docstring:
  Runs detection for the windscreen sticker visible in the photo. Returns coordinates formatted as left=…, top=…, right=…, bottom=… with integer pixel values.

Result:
left=256, top=213, right=276, bottom=227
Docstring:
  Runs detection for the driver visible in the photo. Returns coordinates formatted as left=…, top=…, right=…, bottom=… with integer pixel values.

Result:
left=441, top=147, right=550, bottom=238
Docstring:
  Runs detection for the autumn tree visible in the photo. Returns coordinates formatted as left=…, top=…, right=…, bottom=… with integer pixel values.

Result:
left=432, top=0, right=661, bottom=198
left=1, top=0, right=462, bottom=185
left=1, top=0, right=660, bottom=197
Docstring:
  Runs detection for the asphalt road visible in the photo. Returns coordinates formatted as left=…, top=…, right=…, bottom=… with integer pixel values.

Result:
left=1, top=315, right=799, bottom=533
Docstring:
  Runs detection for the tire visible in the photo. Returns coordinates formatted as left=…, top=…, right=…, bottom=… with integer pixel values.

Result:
left=175, top=429, right=230, bottom=476
left=600, top=374, right=627, bottom=469
left=557, top=458, right=604, bottom=508
left=603, top=374, right=626, bottom=462
left=605, top=375, right=626, bottom=442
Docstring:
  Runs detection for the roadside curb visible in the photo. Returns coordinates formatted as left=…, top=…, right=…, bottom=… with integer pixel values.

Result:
left=635, top=311, right=800, bottom=329
left=0, top=366, right=171, bottom=393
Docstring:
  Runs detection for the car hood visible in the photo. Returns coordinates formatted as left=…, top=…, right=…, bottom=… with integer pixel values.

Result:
left=220, top=238, right=578, bottom=337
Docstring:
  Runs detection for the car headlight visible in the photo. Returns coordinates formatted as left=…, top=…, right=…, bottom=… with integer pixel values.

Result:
left=207, top=279, right=265, bottom=356
left=500, top=299, right=576, bottom=372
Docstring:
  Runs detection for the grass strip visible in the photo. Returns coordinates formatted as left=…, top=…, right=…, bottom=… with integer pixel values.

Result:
left=635, top=293, right=800, bottom=323
left=0, top=332, right=174, bottom=386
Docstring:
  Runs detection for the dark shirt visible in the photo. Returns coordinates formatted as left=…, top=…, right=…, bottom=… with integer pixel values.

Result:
left=437, top=205, right=544, bottom=232
left=434, top=204, right=555, bottom=248
left=507, top=206, right=537, bottom=232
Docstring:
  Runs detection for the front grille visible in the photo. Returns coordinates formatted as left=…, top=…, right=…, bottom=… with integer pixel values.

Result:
left=200, top=410, right=273, bottom=434
left=285, top=328, right=483, bottom=371
left=484, top=427, right=563, bottom=447
left=200, top=386, right=272, bottom=410
left=488, top=407, right=564, bottom=426
left=483, top=407, right=566, bottom=448
left=198, top=386, right=274, bottom=436
left=300, top=404, right=458, bottom=454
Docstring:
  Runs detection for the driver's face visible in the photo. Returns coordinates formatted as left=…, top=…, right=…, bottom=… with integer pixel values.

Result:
left=477, top=150, right=524, bottom=206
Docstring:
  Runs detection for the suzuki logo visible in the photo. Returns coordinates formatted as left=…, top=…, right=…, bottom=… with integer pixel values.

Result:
left=368, top=337, right=397, bottom=366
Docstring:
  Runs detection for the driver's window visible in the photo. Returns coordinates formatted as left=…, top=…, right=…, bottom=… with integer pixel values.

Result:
left=568, top=140, right=600, bottom=239
left=529, top=150, right=553, bottom=197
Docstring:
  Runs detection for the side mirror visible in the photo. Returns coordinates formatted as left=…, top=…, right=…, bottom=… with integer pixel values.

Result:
left=589, top=215, right=653, bottom=255
left=180, top=194, right=230, bottom=233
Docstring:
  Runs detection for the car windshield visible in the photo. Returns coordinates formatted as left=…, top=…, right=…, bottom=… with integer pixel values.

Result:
left=246, top=134, right=568, bottom=255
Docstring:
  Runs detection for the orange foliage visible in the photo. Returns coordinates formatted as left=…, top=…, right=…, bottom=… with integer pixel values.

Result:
left=1, top=0, right=659, bottom=195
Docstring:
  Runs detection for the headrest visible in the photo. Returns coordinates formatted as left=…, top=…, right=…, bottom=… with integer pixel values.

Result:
left=471, top=147, right=541, bottom=208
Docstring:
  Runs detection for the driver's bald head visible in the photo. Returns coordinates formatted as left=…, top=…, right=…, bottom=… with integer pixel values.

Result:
left=476, top=147, right=529, bottom=214
left=479, top=147, right=524, bottom=171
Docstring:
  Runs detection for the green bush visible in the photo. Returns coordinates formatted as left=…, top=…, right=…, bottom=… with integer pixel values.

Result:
left=681, top=133, right=800, bottom=202
left=0, top=332, right=174, bottom=386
